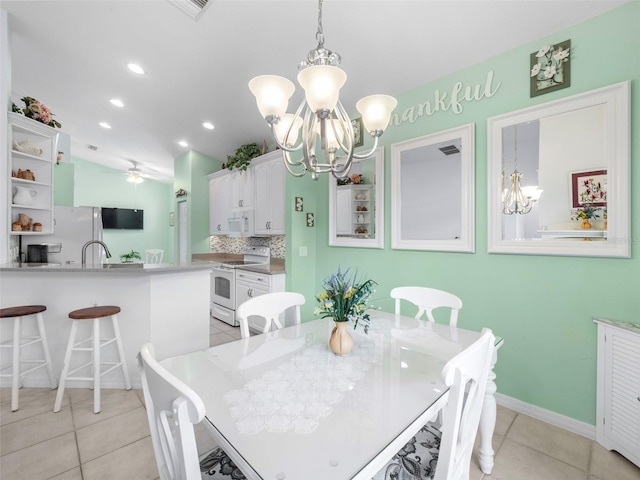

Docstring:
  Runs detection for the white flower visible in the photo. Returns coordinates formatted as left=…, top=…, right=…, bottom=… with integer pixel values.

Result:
left=530, top=63, right=541, bottom=77
left=543, top=65, right=557, bottom=79
left=553, top=48, right=570, bottom=61
left=535, top=46, right=551, bottom=57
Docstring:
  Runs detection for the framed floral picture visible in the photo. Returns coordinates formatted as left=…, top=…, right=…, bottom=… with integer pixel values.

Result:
left=571, top=169, right=607, bottom=208
left=530, top=39, right=571, bottom=97
left=352, top=117, right=363, bottom=147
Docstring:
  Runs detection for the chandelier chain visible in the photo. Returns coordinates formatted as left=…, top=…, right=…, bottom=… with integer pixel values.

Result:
left=316, top=0, right=324, bottom=47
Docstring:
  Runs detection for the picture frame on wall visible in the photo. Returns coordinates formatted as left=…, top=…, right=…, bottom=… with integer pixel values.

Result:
left=352, top=117, right=363, bottom=147
left=530, top=39, right=571, bottom=97
left=571, top=169, right=607, bottom=208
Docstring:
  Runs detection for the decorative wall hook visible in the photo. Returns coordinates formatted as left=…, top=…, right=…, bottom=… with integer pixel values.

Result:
left=175, top=189, right=187, bottom=197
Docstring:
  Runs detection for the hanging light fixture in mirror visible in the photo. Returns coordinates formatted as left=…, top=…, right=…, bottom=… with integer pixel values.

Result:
left=502, top=124, right=542, bottom=215
left=248, top=0, right=397, bottom=180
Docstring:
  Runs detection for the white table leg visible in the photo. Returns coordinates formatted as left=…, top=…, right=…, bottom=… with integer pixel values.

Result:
left=478, top=343, right=501, bottom=474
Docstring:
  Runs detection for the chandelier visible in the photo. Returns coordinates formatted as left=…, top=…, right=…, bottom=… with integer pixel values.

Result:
left=502, top=124, right=542, bottom=215
left=248, top=0, right=397, bottom=180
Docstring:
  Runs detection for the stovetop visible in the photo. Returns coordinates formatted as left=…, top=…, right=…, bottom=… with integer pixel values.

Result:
left=221, top=246, right=270, bottom=268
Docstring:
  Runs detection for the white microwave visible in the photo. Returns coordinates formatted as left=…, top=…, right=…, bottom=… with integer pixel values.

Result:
left=228, top=212, right=254, bottom=237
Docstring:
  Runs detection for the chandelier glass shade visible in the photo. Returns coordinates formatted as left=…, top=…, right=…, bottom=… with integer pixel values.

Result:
left=127, top=174, right=144, bottom=184
left=248, top=0, right=397, bottom=180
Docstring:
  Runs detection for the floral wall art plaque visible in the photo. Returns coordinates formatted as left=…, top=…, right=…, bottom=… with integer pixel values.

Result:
left=571, top=169, right=607, bottom=208
left=530, top=40, right=571, bottom=97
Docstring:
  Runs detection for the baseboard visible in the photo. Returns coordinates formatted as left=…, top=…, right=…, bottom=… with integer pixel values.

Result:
left=496, top=392, right=596, bottom=440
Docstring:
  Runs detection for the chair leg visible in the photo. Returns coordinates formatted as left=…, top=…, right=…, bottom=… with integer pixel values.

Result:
left=11, top=317, right=21, bottom=412
left=93, top=318, right=100, bottom=414
left=36, top=312, right=57, bottom=389
left=111, top=315, right=131, bottom=390
left=54, top=321, right=78, bottom=413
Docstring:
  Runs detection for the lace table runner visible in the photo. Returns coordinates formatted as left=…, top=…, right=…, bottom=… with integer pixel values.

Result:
left=223, top=328, right=379, bottom=435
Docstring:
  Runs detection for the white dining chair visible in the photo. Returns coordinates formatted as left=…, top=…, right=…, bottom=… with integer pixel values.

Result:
left=390, top=286, right=463, bottom=327
left=137, top=343, right=245, bottom=480
left=236, top=292, right=305, bottom=339
left=145, top=249, right=164, bottom=264
left=372, top=328, right=495, bottom=480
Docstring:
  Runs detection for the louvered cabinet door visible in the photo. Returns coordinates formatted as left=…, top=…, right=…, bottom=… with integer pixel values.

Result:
left=595, top=318, right=640, bottom=469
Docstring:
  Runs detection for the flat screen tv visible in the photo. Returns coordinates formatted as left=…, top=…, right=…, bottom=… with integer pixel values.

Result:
left=101, top=208, right=144, bottom=230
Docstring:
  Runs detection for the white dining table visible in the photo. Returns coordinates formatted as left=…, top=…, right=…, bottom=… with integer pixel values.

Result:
left=161, top=311, right=503, bottom=479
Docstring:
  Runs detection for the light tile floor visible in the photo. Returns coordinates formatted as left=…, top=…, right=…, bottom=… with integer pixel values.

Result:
left=1, top=317, right=639, bottom=480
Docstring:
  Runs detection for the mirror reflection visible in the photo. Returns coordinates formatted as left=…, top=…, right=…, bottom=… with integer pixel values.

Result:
left=488, top=81, right=629, bottom=257
left=391, top=124, right=475, bottom=253
left=328, top=147, right=384, bottom=249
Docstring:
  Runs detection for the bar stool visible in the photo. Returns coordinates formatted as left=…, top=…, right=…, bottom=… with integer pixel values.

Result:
left=54, top=306, right=131, bottom=414
left=0, top=305, right=57, bottom=412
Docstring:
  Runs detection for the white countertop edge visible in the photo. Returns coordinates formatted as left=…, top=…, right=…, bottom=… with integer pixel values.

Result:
left=593, top=316, right=640, bottom=333
left=0, top=262, right=215, bottom=274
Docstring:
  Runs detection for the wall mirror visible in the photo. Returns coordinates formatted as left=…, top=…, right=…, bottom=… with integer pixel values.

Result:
left=328, top=146, right=384, bottom=249
left=487, top=81, right=630, bottom=257
left=391, top=123, right=475, bottom=252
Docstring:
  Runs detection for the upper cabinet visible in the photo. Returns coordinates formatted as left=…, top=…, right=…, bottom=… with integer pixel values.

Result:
left=208, top=170, right=230, bottom=235
left=8, top=112, right=59, bottom=236
left=254, top=151, right=285, bottom=235
left=230, top=168, right=253, bottom=211
left=208, top=151, right=286, bottom=237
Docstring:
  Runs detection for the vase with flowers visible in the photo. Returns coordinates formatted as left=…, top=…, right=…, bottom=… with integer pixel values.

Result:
left=315, top=268, right=376, bottom=356
left=572, top=205, right=602, bottom=230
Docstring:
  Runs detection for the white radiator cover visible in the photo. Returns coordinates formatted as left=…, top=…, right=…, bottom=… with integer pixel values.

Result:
left=594, top=317, right=640, bottom=468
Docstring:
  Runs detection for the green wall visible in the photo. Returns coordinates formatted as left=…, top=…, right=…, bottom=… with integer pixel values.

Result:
left=173, top=150, right=222, bottom=258
left=286, top=2, right=640, bottom=425
left=68, top=157, right=175, bottom=262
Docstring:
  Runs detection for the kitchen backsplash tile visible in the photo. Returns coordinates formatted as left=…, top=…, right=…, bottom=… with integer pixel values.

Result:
left=210, top=235, right=285, bottom=259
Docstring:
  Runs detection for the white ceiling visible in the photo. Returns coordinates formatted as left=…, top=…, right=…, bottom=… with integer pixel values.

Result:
left=2, top=0, right=627, bottom=183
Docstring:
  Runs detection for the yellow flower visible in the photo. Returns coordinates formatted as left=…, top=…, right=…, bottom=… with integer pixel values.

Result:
left=344, top=287, right=355, bottom=299
left=317, top=292, right=328, bottom=301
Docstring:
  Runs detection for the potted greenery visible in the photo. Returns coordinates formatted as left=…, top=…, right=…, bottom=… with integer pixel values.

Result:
left=120, top=250, right=141, bottom=263
left=226, top=143, right=261, bottom=171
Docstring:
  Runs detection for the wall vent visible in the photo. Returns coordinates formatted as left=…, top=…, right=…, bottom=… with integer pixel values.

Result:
left=439, top=145, right=460, bottom=156
left=168, top=0, right=211, bottom=21
left=86, top=144, right=98, bottom=151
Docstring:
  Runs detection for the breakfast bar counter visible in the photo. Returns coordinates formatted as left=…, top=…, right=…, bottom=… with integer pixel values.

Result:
left=0, top=262, right=212, bottom=389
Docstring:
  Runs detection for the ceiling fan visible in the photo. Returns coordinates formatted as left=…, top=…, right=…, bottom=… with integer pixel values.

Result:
left=104, top=160, right=163, bottom=183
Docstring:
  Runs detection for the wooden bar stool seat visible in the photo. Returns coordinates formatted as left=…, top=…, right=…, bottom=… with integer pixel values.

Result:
left=0, top=305, right=56, bottom=411
left=54, top=305, right=131, bottom=414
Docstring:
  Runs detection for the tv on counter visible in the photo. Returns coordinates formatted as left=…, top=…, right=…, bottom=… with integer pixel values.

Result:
left=101, top=208, right=144, bottom=230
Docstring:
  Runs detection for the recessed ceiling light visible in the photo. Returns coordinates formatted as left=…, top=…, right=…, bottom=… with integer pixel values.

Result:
left=202, top=122, right=214, bottom=130
left=178, top=140, right=189, bottom=147
left=99, top=122, right=111, bottom=129
left=126, top=62, right=145, bottom=75
left=110, top=98, right=124, bottom=107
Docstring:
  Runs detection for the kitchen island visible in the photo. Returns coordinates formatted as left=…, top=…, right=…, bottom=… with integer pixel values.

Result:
left=0, top=262, right=213, bottom=389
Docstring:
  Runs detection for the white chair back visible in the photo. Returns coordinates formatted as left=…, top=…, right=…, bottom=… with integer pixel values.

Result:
left=435, top=328, right=495, bottom=480
left=391, top=286, right=462, bottom=327
left=138, top=343, right=204, bottom=480
left=146, top=249, right=164, bottom=264
left=236, top=292, right=305, bottom=339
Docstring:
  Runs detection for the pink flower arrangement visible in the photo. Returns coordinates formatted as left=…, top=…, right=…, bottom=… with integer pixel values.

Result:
left=13, top=97, right=62, bottom=128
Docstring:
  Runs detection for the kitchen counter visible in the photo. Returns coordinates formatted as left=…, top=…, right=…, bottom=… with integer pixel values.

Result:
left=191, top=253, right=286, bottom=274
left=0, top=262, right=214, bottom=273
left=0, top=264, right=211, bottom=389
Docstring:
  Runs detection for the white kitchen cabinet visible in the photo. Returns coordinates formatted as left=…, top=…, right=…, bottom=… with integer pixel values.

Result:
left=254, top=151, right=285, bottom=235
left=8, top=112, right=59, bottom=236
left=236, top=269, right=285, bottom=334
left=208, top=170, right=230, bottom=234
left=336, top=184, right=373, bottom=237
left=594, top=317, right=640, bottom=468
left=230, top=168, right=254, bottom=211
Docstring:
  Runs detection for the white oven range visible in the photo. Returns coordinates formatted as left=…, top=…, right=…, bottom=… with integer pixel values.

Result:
left=210, top=246, right=270, bottom=327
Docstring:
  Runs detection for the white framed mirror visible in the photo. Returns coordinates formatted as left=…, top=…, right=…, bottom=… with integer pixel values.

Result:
left=328, top=146, right=384, bottom=249
left=391, top=123, right=475, bottom=253
left=487, top=81, right=630, bottom=257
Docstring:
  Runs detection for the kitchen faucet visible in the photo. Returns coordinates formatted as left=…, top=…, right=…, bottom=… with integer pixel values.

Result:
left=81, top=240, right=111, bottom=266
